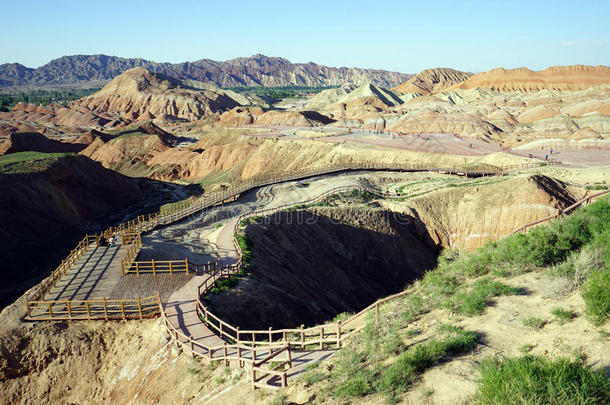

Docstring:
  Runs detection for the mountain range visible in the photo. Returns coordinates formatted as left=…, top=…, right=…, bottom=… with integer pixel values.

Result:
left=0, top=54, right=412, bottom=90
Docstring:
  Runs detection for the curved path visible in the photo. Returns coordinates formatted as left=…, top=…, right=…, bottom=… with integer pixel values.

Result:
left=160, top=171, right=431, bottom=382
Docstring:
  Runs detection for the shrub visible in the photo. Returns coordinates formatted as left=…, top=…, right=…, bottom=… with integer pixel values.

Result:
left=581, top=268, right=610, bottom=325
left=475, top=355, right=610, bottom=404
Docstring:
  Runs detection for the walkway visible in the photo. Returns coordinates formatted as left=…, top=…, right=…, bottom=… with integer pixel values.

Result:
left=27, top=244, right=194, bottom=320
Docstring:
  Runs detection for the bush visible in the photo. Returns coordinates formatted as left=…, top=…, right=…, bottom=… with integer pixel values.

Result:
left=581, top=268, right=610, bottom=325
left=475, top=355, right=610, bottom=404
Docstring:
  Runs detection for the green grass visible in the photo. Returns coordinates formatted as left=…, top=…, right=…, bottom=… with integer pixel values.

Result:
left=518, top=343, right=536, bottom=354
left=581, top=268, right=610, bottom=325
left=208, top=275, right=240, bottom=294
left=268, top=393, right=289, bottom=405
left=585, top=184, right=609, bottom=191
left=551, top=308, right=576, bottom=325
left=235, top=234, right=253, bottom=270
left=332, top=325, right=479, bottom=403
left=0, top=151, right=75, bottom=174
left=522, top=317, right=547, bottom=330
left=475, top=355, right=610, bottom=404
left=446, top=279, right=521, bottom=315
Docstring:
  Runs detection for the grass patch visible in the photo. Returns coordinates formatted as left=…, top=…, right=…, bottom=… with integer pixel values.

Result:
left=0, top=151, right=75, bottom=174
left=235, top=234, right=253, bottom=270
left=475, top=355, right=610, bottom=404
left=522, top=317, right=547, bottom=330
left=551, top=308, right=576, bottom=325
left=332, top=325, right=478, bottom=402
left=446, top=279, right=521, bottom=316
left=581, top=268, right=610, bottom=325
left=268, top=393, right=289, bottom=405
left=215, top=222, right=223, bottom=230
left=208, top=275, right=240, bottom=294
left=519, top=343, right=536, bottom=354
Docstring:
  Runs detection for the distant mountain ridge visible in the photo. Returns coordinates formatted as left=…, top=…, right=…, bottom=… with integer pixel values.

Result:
left=0, top=54, right=413, bottom=90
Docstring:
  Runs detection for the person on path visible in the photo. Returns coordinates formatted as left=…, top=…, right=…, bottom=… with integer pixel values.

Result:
left=545, top=154, right=548, bottom=161
left=108, top=236, right=115, bottom=247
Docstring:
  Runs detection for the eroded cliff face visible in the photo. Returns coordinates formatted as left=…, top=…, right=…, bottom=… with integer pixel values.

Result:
left=209, top=208, right=440, bottom=329
left=394, top=175, right=583, bottom=249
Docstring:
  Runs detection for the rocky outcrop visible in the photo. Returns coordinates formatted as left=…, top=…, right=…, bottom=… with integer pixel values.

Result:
left=395, top=68, right=473, bottom=95
left=73, top=68, right=243, bottom=122
left=0, top=54, right=412, bottom=89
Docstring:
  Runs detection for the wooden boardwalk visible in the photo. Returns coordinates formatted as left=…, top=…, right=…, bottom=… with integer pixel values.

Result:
left=27, top=244, right=194, bottom=320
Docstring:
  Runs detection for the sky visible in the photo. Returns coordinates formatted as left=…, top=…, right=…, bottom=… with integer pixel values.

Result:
left=1, top=0, right=609, bottom=73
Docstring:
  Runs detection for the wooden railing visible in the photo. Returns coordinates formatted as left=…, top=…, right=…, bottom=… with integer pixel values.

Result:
left=27, top=234, right=99, bottom=303
left=26, top=294, right=161, bottom=321
left=510, top=189, right=610, bottom=234
left=159, top=304, right=292, bottom=389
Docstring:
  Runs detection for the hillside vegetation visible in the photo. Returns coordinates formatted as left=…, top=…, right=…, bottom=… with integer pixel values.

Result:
left=298, top=195, right=610, bottom=404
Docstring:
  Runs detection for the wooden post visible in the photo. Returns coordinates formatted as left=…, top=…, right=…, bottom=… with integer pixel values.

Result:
left=223, top=343, right=228, bottom=366
left=48, top=302, right=53, bottom=318
left=26, top=301, right=31, bottom=318
left=269, top=327, right=272, bottom=343
left=151, top=259, right=156, bottom=276
left=86, top=301, right=91, bottom=319
left=169, top=261, right=173, bottom=275
left=185, top=258, right=189, bottom=274
left=236, top=327, right=240, bottom=343
left=337, top=320, right=342, bottom=348
left=287, top=346, right=292, bottom=368
left=120, top=301, right=125, bottom=320
left=300, top=325, right=305, bottom=350
left=376, top=302, right=379, bottom=320
left=319, top=327, right=324, bottom=349
left=189, top=335, right=194, bottom=358
left=66, top=300, right=72, bottom=319
left=103, top=297, right=108, bottom=321
left=137, top=298, right=143, bottom=320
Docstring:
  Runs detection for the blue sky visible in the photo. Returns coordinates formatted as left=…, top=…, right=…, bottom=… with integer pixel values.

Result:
left=1, top=0, right=609, bottom=73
